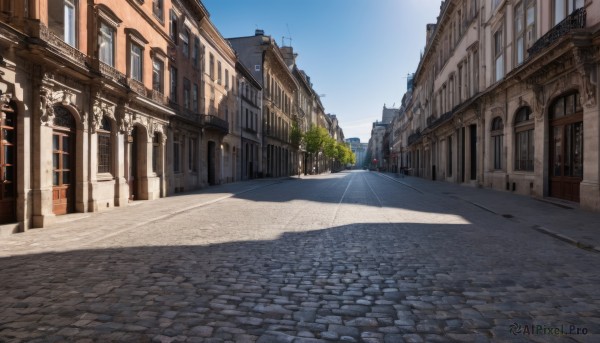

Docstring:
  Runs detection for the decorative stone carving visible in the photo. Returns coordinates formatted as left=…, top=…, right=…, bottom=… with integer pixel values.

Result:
left=531, top=84, right=545, bottom=121
left=62, top=91, right=73, bottom=106
left=91, top=93, right=116, bottom=133
left=117, top=106, right=133, bottom=134
left=40, top=87, right=55, bottom=126
left=574, top=47, right=598, bottom=108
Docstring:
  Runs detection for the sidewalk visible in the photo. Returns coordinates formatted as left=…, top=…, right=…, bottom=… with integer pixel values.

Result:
left=0, top=178, right=288, bottom=257
left=378, top=172, right=600, bottom=254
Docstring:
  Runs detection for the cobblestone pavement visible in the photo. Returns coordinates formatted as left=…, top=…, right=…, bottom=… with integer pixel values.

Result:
left=1, top=171, right=599, bottom=342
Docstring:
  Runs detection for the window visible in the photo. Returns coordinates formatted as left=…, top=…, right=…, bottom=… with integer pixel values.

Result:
left=492, top=0, right=502, bottom=10
left=491, top=117, right=504, bottom=170
left=554, top=0, right=584, bottom=25
left=209, top=53, right=214, bottom=80
left=152, top=133, right=160, bottom=173
left=169, top=10, right=178, bottom=44
left=494, top=29, right=504, bottom=82
left=225, top=69, right=229, bottom=89
left=48, top=0, right=77, bottom=47
left=170, top=66, right=177, bottom=103
left=447, top=136, right=453, bottom=177
left=217, top=61, right=222, bottom=84
left=173, top=134, right=181, bottom=173
left=152, top=0, right=163, bottom=21
left=192, top=83, right=198, bottom=112
left=515, top=0, right=536, bottom=65
left=182, top=29, right=190, bottom=58
left=193, top=36, right=199, bottom=67
left=97, top=117, right=112, bottom=174
left=130, top=43, right=143, bottom=81
left=189, top=138, right=197, bottom=172
left=152, top=59, right=164, bottom=92
left=183, top=78, right=190, bottom=109
left=99, top=22, right=114, bottom=67
left=514, top=107, right=534, bottom=171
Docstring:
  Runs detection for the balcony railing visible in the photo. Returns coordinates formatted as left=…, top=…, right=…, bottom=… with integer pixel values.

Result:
left=128, top=78, right=146, bottom=96
left=408, top=131, right=422, bottom=146
left=427, top=111, right=453, bottom=129
left=149, top=89, right=168, bottom=105
left=38, top=24, right=87, bottom=68
left=528, top=8, right=586, bottom=56
left=202, top=115, right=229, bottom=133
left=98, top=62, right=127, bottom=86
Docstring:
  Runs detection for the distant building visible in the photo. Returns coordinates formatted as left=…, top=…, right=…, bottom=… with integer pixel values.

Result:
left=345, top=138, right=368, bottom=168
left=381, top=105, right=399, bottom=124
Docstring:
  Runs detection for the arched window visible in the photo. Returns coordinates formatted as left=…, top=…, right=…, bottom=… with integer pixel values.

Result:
left=97, top=116, right=112, bottom=174
left=491, top=116, right=504, bottom=170
left=514, top=107, right=534, bottom=171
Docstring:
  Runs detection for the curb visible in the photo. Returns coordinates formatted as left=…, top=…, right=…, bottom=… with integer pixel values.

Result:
left=532, top=225, right=599, bottom=254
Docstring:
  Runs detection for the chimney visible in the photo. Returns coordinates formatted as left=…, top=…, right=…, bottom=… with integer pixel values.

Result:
left=255, top=29, right=264, bottom=36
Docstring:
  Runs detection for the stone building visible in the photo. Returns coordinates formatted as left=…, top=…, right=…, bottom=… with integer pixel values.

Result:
left=236, top=61, right=263, bottom=180
left=400, top=0, right=600, bottom=210
left=0, top=0, right=175, bottom=233
left=229, top=30, right=299, bottom=178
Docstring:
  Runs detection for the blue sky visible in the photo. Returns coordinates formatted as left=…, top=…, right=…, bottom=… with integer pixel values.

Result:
left=202, top=0, right=441, bottom=142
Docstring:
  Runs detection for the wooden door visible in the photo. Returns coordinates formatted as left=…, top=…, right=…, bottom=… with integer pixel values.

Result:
left=550, top=122, right=583, bottom=202
left=52, top=131, right=74, bottom=215
left=0, top=104, right=16, bottom=224
left=549, top=93, right=583, bottom=202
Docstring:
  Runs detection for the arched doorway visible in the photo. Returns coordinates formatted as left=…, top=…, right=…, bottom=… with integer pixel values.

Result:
left=549, top=92, right=583, bottom=202
left=0, top=101, right=16, bottom=224
left=52, top=106, right=76, bottom=215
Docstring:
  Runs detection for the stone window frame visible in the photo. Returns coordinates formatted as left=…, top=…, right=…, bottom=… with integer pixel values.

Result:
left=513, top=106, right=535, bottom=172
left=125, top=28, right=149, bottom=83
left=96, top=5, right=121, bottom=67
left=97, top=116, right=114, bottom=176
left=491, top=116, right=504, bottom=170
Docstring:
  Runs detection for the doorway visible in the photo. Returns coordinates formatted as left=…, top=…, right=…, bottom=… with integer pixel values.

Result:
left=0, top=102, right=16, bottom=223
left=549, top=93, right=583, bottom=202
left=52, top=106, right=75, bottom=215
left=208, top=141, right=216, bottom=185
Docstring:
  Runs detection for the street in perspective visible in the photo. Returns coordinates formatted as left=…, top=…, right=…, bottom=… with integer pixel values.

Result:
left=2, top=0, right=600, bottom=342
left=1, top=171, right=599, bottom=342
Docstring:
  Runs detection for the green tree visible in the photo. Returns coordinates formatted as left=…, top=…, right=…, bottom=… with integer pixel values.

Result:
left=304, top=125, right=329, bottom=154
left=290, top=121, right=302, bottom=148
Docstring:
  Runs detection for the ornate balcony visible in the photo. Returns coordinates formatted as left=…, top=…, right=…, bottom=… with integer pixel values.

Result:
left=38, top=24, right=87, bottom=68
left=98, top=62, right=127, bottom=86
left=148, top=89, right=168, bottom=106
left=127, top=78, right=146, bottom=96
left=528, top=8, right=586, bottom=56
left=202, top=115, right=229, bottom=133
left=407, top=130, right=422, bottom=146
left=427, top=111, right=453, bottom=130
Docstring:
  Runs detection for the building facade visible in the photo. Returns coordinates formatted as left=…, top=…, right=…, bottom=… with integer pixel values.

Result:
left=229, top=30, right=299, bottom=178
left=237, top=61, right=263, bottom=180
left=398, top=0, right=600, bottom=210
left=0, top=1, right=350, bottom=234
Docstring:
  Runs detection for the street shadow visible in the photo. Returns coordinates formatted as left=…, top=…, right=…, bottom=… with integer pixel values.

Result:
left=1, top=223, right=599, bottom=342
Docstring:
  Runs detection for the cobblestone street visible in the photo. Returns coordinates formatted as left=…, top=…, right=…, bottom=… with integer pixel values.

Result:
left=1, top=171, right=599, bottom=342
